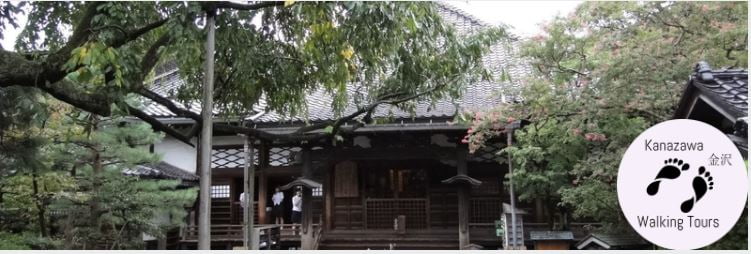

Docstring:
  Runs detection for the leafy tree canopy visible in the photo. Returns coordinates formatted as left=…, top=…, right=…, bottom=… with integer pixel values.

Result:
left=1, top=1, right=506, bottom=144
left=462, top=1, right=747, bottom=244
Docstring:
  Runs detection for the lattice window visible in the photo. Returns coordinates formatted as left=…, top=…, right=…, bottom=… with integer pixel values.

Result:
left=470, top=142, right=505, bottom=163
left=365, top=199, right=427, bottom=229
left=268, top=146, right=302, bottom=166
left=211, top=185, right=230, bottom=199
left=312, top=187, right=323, bottom=197
left=470, top=197, right=502, bottom=223
left=211, top=147, right=261, bottom=169
left=211, top=146, right=305, bottom=168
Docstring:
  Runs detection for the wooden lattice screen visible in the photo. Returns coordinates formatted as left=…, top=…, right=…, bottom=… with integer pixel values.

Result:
left=469, top=197, right=502, bottom=223
left=211, top=147, right=246, bottom=168
left=365, top=198, right=428, bottom=229
left=211, top=146, right=302, bottom=168
left=268, top=146, right=302, bottom=166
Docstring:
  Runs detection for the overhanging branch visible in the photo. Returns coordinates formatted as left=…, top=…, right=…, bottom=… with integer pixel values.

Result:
left=127, top=105, right=195, bottom=147
left=213, top=1, right=284, bottom=11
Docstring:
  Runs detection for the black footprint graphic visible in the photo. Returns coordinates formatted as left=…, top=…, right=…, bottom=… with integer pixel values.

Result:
left=646, top=158, right=690, bottom=195
left=680, top=166, right=713, bottom=213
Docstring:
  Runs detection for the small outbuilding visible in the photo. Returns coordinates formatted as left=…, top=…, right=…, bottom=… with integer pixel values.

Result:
left=529, top=231, right=574, bottom=250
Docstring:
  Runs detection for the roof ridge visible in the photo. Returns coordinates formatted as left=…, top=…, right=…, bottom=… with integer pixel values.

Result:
left=433, top=1, right=491, bottom=28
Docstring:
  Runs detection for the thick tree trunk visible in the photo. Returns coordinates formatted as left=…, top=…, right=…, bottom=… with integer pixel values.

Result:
left=90, top=149, right=103, bottom=233
left=31, top=167, right=48, bottom=237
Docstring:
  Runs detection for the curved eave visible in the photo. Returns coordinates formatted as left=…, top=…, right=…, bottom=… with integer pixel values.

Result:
left=441, top=174, right=482, bottom=186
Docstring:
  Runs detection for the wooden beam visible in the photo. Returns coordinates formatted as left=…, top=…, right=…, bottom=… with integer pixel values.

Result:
left=309, top=146, right=455, bottom=161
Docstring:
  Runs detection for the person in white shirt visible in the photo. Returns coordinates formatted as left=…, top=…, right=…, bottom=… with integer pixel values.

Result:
left=239, top=192, right=248, bottom=208
left=291, top=191, right=302, bottom=224
left=271, top=187, right=284, bottom=224
left=291, top=190, right=302, bottom=234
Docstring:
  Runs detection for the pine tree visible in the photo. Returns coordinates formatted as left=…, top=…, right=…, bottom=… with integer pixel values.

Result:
left=47, top=114, right=196, bottom=249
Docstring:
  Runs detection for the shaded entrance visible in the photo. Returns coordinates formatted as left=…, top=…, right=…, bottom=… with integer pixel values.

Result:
left=331, top=160, right=457, bottom=230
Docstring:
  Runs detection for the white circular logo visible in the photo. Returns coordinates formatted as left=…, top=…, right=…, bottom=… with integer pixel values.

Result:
left=617, top=119, right=748, bottom=250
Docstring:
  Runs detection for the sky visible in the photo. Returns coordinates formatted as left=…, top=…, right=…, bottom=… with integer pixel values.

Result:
left=0, top=1, right=582, bottom=50
left=445, top=0, right=581, bottom=37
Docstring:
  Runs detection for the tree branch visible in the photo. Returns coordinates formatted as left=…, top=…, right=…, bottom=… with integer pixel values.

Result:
left=213, top=1, right=285, bottom=11
left=127, top=105, right=195, bottom=147
left=110, top=18, right=169, bottom=48
left=138, top=33, right=172, bottom=81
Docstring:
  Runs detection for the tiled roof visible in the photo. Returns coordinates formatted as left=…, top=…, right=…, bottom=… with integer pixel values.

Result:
left=253, top=3, right=530, bottom=124
left=142, top=3, right=531, bottom=125
left=576, top=233, right=647, bottom=249
left=141, top=70, right=234, bottom=118
left=123, top=161, right=199, bottom=183
left=691, top=61, right=748, bottom=118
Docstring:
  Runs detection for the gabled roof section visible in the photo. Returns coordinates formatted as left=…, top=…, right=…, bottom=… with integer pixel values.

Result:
left=678, top=61, right=748, bottom=119
left=575, top=233, right=648, bottom=249
left=141, top=3, right=531, bottom=126
left=674, top=62, right=748, bottom=157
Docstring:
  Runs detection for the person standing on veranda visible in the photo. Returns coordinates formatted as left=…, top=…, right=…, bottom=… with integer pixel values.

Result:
left=271, top=187, right=285, bottom=224
left=291, top=190, right=302, bottom=234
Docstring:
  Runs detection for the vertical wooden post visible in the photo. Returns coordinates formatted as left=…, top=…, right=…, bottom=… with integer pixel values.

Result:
left=456, top=148, right=470, bottom=249
left=157, top=236, right=167, bottom=250
left=197, top=8, right=216, bottom=250
left=425, top=172, right=431, bottom=229
left=324, top=165, right=333, bottom=231
left=258, top=142, right=269, bottom=224
left=243, top=136, right=256, bottom=249
left=507, top=130, right=517, bottom=249
left=300, top=147, right=314, bottom=249
left=258, top=171, right=267, bottom=224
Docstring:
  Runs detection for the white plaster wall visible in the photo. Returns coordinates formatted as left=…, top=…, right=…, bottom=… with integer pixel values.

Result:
left=154, top=137, right=197, bottom=173
left=153, top=135, right=245, bottom=174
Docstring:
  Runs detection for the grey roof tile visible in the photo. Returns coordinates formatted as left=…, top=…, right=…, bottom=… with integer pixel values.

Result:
left=123, top=161, right=199, bottom=183
left=692, top=62, right=748, bottom=117
left=583, top=233, right=647, bottom=247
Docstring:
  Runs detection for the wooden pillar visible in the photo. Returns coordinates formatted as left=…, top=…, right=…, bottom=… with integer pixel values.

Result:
left=456, top=148, right=470, bottom=249
left=324, top=165, right=333, bottom=231
left=258, top=171, right=267, bottom=224
left=300, top=147, right=314, bottom=249
left=243, top=136, right=256, bottom=249
left=258, top=142, right=269, bottom=224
